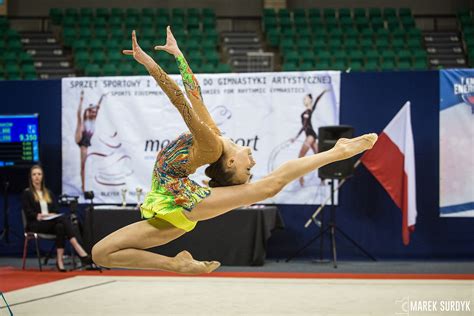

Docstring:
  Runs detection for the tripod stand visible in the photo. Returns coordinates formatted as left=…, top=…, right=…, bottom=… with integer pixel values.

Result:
left=0, top=177, right=22, bottom=244
left=0, top=179, right=11, bottom=243
left=1, top=166, right=31, bottom=243
left=286, top=178, right=376, bottom=268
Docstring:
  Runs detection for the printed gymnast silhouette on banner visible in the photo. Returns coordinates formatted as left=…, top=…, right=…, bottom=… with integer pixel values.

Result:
left=75, top=91, right=133, bottom=191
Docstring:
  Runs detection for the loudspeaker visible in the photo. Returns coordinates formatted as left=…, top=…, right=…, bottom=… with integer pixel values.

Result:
left=318, top=125, right=355, bottom=179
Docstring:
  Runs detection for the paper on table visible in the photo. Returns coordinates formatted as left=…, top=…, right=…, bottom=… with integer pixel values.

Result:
left=42, top=213, right=64, bottom=221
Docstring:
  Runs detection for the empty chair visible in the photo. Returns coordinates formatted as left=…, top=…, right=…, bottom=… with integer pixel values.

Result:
left=391, top=38, right=406, bottom=50
left=397, top=49, right=412, bottom=63
left=364, top=58, right=379, bottom=71
left=368, top=8, right=382, bottom=19
left=353, top=8, right=366, bottom=18
left=300, top=50, right=316, bottom=63
left=117, top=63, right=134, bottom=75
left=323, top=8, right=336, bottom=19
left=21, top=64, right=36, bottom=75
left=110, top=8, right=125, bottom=18
left=102, top=64, right=118, bottom=76
left=338, top=8, right=351, bottom=19
left=49, top=8, right=63, bottom=24
left=330, top=60, right=347, bottom=71
left=96, top=8, right=110, bottom=19
left=204, top=51, right=220, bottom=66
left=187, top=8, right=201, bottom=18
left=413, top=58, right=428, bottom=70
left=126, top=8, right=141, bottom=18
left=187, top=16, right=200, bottom=30
left=84, top=63, right=102, bottom=76
left=308, top=8, right=321, bottom=18
left=216, top=63, right=232, bottom=73
left=314, top=59, right=330, bottom=70
left=383, top=8, right=397, bottom=19
left=263, top=8, right=276, bottom=19
left=172, top=8, right=185, bottom=18
left=399, top=8, right=413, bottom=17
left=89, top=39, right=104, bottom=51
left=299, top=61, right=315, bottom=71
left=3, top=51, right=18, bottom=63
left=380, top=59, right=396, bottom=70
left=381, top=50, right=396, bottom=61
left=90, top=51, right=107, bottom=64
left=397, top=60, right=412, bottom=70
left=348, top=49, right=364, bottom=63
left=93, top=17, right=107, bottom=29
left=283, top=51, right=300, bottom=64
left=80, top=8, right=94, bottom=18
left=282, top=61, right=299, bottom=71
left=108, top=16, right=123, bottom=28
left=200, top=63, right=217, bottom=73
left=64, top=8, right=79, bottom=18
left=107, top=50, right=125, bottom=64
left=18, top=53, right=34, bottom=65
left=348, top=60, right=364, bottom=71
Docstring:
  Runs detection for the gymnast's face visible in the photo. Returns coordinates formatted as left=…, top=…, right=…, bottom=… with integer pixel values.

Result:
left=303, top=95, right=313, bottom=109
left=85, top=106, right=98, bottom=120
left=224, top=140, right=256, bottom=184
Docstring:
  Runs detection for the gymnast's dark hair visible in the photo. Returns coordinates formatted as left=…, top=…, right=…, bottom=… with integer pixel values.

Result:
left=204, top=154, right=235, bottom=187
left=307, top=93, right=313, bottom=99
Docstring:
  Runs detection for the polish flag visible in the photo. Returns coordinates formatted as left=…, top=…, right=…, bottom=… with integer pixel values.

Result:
left=361, top=101, right=417, bottom=245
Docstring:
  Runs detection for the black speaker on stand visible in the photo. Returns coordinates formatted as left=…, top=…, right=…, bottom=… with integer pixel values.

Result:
left=318, top=125, right=356, bottom=180
left=286, top=126, right=376, bottom=267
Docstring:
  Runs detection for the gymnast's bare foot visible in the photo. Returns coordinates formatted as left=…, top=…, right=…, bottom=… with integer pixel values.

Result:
left=333, top=133, right=378, bottom=160
left=173, top=250, right=220, bottom=275
left=299, top=177, right=305, bottom=187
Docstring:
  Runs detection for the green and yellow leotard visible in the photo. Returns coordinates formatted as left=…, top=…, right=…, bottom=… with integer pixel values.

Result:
left=140, top=54, right=222, bottom=232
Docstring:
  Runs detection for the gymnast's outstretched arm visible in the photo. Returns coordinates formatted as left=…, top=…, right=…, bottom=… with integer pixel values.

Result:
left=311, top=89, right=328, bottom=111
left=155, top=26, right=221, bottom=136
left=123, top=30, right=222, bottom=165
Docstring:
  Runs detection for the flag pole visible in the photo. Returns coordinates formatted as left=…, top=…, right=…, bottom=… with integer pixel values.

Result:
left=304, top=159, right=362, bottom=228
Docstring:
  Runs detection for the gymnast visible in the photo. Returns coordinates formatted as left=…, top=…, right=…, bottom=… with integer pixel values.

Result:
left=291, top=90, right=328, bottom=186
left=75, top=90, right=107, bottom=192
left=91, top=27, right=378, bottom=274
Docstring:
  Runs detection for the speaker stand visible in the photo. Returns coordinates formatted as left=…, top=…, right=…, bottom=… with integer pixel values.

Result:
left=286, top=179, right=376, bottom=267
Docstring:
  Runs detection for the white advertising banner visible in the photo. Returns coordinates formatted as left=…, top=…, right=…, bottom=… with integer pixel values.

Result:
left=62, top=71, right=340, bottom=204
left=439, top=69, right=474, bottom=217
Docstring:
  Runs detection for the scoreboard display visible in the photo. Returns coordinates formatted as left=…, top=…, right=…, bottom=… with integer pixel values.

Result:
left=0, top=114, right=40, bottom=167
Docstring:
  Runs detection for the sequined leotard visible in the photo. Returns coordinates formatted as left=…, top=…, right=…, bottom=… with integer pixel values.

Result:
left=140, top=55, right=222, bottom=232
left=294, top=90, right=328, bottom=140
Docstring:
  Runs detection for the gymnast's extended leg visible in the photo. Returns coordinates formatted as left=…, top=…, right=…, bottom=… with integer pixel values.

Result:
left=187, top=134, right=377, bottom=222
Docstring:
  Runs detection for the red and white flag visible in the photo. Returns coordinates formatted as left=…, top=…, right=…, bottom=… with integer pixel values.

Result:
left=361, top=101, right=417, bottom=245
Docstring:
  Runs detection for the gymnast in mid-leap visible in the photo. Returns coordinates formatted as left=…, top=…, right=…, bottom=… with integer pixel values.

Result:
left=91, top=27, right=378, bottom=274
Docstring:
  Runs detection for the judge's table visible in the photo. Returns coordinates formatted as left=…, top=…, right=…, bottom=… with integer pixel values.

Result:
left=83, top=204, right=284, bottom=266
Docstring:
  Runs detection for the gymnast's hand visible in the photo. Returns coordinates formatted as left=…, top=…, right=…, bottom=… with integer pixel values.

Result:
left=154, top=26, right=182, bottom=56
left=122, top=30, right=155, bottom=66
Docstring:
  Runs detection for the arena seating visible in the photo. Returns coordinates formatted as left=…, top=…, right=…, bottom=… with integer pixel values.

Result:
left=458, top=10, right=474, bottom=67
left=1, top=7, right=471, bottom=79
left=263, top=8, right=429, bottom=71
left=49, top=7, right=231, bottom=75
left=0, top=17, right=37, bottom=80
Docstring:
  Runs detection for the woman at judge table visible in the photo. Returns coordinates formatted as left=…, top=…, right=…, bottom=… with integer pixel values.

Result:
left=21, top=165, right=92, bottom=272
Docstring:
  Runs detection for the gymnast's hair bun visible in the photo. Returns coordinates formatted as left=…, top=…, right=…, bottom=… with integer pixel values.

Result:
left=208, top=179, right=219, bottom=188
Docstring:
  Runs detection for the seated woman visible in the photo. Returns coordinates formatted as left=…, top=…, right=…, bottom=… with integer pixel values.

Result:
left=21, top=165, right=92, bottom=272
